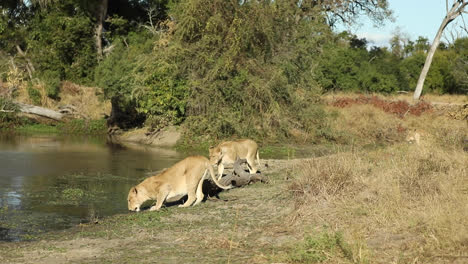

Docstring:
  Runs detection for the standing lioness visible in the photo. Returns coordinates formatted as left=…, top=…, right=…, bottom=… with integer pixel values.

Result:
left=128, top=156, right=231, bottom=212
left=209, top=139, right=260, bottom=180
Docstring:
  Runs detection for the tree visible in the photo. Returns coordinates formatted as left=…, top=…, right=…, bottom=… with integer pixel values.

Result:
left=95, top=0, right=108, bottom=59
left=413, top=0, right=468, bottom=100
left=452, top=37, right=468, bottom=92
left=303, top=0, right=393, bottom=27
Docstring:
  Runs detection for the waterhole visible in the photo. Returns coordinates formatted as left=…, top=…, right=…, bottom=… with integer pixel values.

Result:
left=0, top=133, right=183, bottom=241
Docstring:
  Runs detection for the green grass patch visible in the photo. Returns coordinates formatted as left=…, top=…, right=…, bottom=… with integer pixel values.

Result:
left=16, top=123, right=60, bottom=133
left=174, top=136, right=213, bottom=155
left=287, top=231, right=353, bottom=263
left=260, top=145, right=297, bottom=159
left=14, top=119, right=107, bottom=135
left=57, top=119, right=107, bottom=134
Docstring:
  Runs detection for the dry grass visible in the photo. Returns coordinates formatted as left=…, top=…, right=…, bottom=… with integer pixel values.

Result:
left=11, top=80, right=110, bottom=119
left=328, top=104, right=407, bottom=145
left=60, top=81, right=110, bottom=119
left=16, top=83, right=56, bottom=108
left=328, top=99, right=467, bottom=149
left=288, top=101, right=467, bottom=263
left=289, top=142, right=468, bottom=263
left=323, top=92, right=468, bottom=105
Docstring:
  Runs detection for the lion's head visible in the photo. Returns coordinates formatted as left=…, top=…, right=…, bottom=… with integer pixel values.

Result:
left=209, top=146, right=222, bottom=165
left=127, top=187, right=146, bottom=211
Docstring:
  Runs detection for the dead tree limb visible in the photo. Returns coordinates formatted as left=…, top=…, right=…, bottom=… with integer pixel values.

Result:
left=219, top=159, right=266, bottom=187
left=15, top=102, right=63, bottom=121
left=414, top=0, right=468, bottom=100
left=15, top=45, right=35, bottom=80
left=202, top=159, right=266, bottom=198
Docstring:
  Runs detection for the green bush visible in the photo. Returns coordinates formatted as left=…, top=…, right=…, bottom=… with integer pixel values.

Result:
left=41, top=70, right=61, bottom=99
left=167, top=0, right=329, bottom=142
left=27, top=1, right=97, bottom=85
left=0, top=98, right=26, bottom=129
left=27, top=84, right=42, bottom=105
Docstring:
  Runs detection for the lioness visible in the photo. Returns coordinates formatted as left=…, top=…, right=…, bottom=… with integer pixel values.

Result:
left=127, top=156, right=231, bottom=212
left=406, top=129, right=424, bottom=145
left=209, top=139, right=260, bottom=180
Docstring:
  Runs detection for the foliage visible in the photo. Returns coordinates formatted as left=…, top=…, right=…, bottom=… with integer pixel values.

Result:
left=451, top=38, right=468, bottom=93
left=161, top=0, right=332, bottom=141
left=41, top=70, right=61, bottom=99
left=94, top=31, right=155, bottom=128
left=27, top=1, right=97, bottom=84
left=94, top=33, right=149, bottom=99
left=318, top=32, right=468, bottom=95
left=0, top=97, right=25, bottom=129
left=317, top=33, right=403, bottom=93
left=26, top=83, right=42, bottom=105
left=1, top=0, right=466, bottom=140
left=132, top=56, right=189, bottom=128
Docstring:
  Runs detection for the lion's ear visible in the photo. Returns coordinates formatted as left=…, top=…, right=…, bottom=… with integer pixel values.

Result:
left=209, top=146, right=214, bottom=149
left=133, top=187, right=138, bottom=194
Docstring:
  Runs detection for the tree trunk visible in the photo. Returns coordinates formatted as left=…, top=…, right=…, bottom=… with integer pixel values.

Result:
left=413, top=1, right=468, bottom=100
left=15, top=102, right=63, bottom=121
left=95, top=0, right=108, bottom=59
left=15, top=45, right=35, bottom=80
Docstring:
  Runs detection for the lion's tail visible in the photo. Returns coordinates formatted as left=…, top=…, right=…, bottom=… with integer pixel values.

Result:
left=207, top=163, right=232, bottom=190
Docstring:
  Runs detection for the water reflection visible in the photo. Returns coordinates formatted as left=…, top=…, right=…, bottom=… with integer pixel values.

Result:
left=0, top=133, right=184, bottom=241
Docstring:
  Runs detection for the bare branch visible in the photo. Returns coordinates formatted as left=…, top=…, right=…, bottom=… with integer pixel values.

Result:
left=413, top=0, right=468, bottom=100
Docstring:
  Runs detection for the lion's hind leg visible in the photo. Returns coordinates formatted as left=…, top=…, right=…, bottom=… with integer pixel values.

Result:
left=193, top=170, right=206, bottom=206
left=246, top=154, right=258, bottom=174
left=179, top=189, right=197, bottom=208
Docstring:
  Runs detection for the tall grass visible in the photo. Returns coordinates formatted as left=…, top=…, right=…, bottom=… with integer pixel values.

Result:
left=289, top=142, right=467, bottom=263
left=288, top=104, right=467, bottom=263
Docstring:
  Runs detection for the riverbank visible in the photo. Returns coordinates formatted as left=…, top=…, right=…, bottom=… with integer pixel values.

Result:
left=0, top=158, right=294, bottom=263
left=1, top=93, right=466, bottom=263
left=1, top=138, right=466, bottom=263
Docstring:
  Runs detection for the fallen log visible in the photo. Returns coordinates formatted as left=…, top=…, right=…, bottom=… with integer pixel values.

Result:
left=15, top=102, right=63, bottom=121
left=203, top=159, right=266, bottom=198
left=219, top=158, right=266, bottom=187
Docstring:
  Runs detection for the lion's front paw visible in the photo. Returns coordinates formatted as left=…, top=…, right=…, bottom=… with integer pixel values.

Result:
left=149, top=206, right=159, bottom=211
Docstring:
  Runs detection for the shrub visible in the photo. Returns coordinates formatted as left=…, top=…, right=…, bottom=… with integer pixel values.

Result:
left=41, top=70, right=61, bottom=99
left=27, top=1, right=97, bottom=84
left=0, top=98, right=25, bottom=129
left=27, top=83, right=42, bottom=105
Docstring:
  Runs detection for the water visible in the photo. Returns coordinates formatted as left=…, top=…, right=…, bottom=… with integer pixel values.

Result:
left=0, top=133, right=184, bottom=241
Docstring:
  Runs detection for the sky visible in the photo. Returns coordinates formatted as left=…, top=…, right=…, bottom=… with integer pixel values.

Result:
left=338, top=0, right=465, bottom=47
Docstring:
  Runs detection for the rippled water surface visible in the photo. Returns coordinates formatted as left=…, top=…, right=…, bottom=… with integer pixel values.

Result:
left=0, top=133, right=183, bottom=241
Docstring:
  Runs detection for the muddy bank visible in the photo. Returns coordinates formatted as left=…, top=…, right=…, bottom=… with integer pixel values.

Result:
left=110, top=126, right=181, bottom=148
